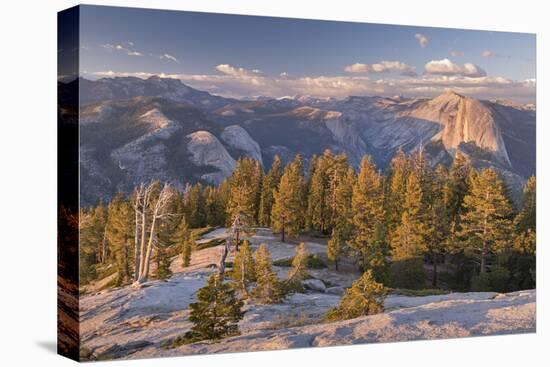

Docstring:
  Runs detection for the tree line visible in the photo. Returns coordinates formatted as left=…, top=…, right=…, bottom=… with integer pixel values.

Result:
left=80, top=149, right=535, bottom=292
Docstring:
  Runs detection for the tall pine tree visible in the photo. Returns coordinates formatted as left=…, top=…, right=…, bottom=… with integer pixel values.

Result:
left=258, top=155, right=282, bottom=227
left=271, top=155, right=306, bottom=242
left=327, top=167, right=355, bottom=270
left=350, top=156, right=387, bottom=278
left=458, top=169, right=513, bottom=273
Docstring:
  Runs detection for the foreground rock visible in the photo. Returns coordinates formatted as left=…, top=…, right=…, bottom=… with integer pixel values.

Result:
left=151, top=290, right=535, bottom=359
left=79, top=228, right=535, bottom=361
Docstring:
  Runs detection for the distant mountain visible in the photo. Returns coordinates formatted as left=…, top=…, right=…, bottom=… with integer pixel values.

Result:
left=58, top=77, right=535, bottom=206
left=76, top=76, right=237, bottom=111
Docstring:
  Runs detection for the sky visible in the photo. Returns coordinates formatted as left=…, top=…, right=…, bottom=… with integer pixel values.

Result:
left=63, top=5, right=536, bottom=102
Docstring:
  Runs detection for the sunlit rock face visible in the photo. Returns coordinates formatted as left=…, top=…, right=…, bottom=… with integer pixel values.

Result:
left=62, top=77, right=535, bottom=206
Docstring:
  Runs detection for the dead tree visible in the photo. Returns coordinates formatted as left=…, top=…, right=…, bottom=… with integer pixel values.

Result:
left=133, top=184, right=144, bottom=282
left=136, top=183, right=174, bottom=284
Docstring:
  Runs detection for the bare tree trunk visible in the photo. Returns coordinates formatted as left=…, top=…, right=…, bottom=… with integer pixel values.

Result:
left=138, top=209, right=147, bottom=278
left=218, top=238, right=230, bottom=277
left=139, top=216, right=158, bottom=282
left=136, top=183, right=173, bottom=284
left=134, top=206, right=141, bottom=282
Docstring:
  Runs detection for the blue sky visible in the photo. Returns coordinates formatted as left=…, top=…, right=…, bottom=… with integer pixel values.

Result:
left=69, top=5, right=536, bottom=102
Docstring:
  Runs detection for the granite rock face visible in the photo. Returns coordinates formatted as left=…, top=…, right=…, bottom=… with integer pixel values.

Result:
left=60, top=77, right=535, bottom=206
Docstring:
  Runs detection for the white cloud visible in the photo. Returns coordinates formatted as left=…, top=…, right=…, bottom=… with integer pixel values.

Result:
left=100, top=43, right=143, bottom=57
left=425, top=58, right=486, bottom=77
left=450, top=50, right=464, bottom=57
left=87, top=64, right=534, bottom=102
left=345, top=60, right=417, bottom=76
left=481, top=50, right=497, bottom=57
left=160, top=53, right=180, bottom=63
left=344, top=63, right=370, bottom=73
left=415, top=33, right=429, bottom=48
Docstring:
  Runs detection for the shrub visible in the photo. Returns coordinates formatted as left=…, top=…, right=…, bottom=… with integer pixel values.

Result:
left=273, top=254, right=326, bottom=269
left=324, top=270, right=387, bottom=321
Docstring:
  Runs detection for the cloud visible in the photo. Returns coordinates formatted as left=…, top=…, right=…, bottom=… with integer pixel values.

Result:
left=216, top=64, right=262, bottom=77
left=344, top=63, right=370, bottom=73
left=345, top=60, right=417, bottom=76
left=100, top=43, right=143, bottom=57
left=415, top=33, right=429, bottom=48
left=481, top=50, right=497, bottom=57
left=450, top=50, right=464, bottom=57
left=87, top=64, right=534, bottom=102
left=160, top=53, right=180, bottom=63
left=425, top=58, right=486, bottom=77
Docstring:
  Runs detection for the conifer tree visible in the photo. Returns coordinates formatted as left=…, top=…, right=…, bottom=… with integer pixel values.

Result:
left=271, top=155, right=306, bottom=242
left=173, top=216, right=193, bottom=267
left=458, top=168, right=513, bottom=273
left=306, top=154, right=329, bottom=234
left=185, top=183, right=206, bottom=228
left=327, top=167, right=355, bottom=270
left=325, top=270, right=386, bottom=321
left=514, top=176, right=536, bottom=236
left=386, top=149, right=410, bottom=230
left=258, top=155, right=282, bottom=227
left=287, top=242, right=310, bottom=284
left=350, top=156, right=387, bottom=278
left=105, top=193, right=134, bottom=285
left=252, top=244, right=284, bottom=303
left=204, top=185, right=226, bottom=227
left=183, top=274, right=244, bottom=342
left=232, top=239, right=256, bottom=295
left=425, top=165, right=450, bottom=287
left=445, top=152, right=471, bottom=249
left=390, top=171, right=429, bottom=261
left=326, top=152, right=351, bottom=233
left=226, top=157, right=263, bottom=228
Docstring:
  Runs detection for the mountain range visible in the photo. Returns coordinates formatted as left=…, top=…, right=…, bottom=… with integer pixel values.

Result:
left=57, top=76, right=536, bottom=206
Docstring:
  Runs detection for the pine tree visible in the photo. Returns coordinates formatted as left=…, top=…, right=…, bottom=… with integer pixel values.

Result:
left=258, top=155, right=282, bottom=227
left=252, top=244, right=284, bottom=303
left=458, top=168, right=513, bottom=273
left=306, top=154, right=329, bottom=234
left=232, top=239, right=256, bottom=295
left=271, top=155, right=306, bottom=242
left=445, top=152, right=471, bottom=251
left=325, top=270, right=387, bottom=321
left=513, top=176, right=536, bottom=256
left=425, top=165, right=450, bottom=287
left=185, top=183, right=206, bottom=228
left=327, top=167, right=355, bottom=270
left=326, top=152, right=351, bottom=233
left=515, top=176, right=536, bottom=236
left=204, top=185, right=226, bottom=227
left=79, top=201, right=109, bottom=284
left=105, top=193, right=134, bottom=285
left=287, top=242, right=310, bottom=284
left=183, top=274, right=244, bottom=342
left=386, top=149, right=410, bottom=230
left=173, top=216, right=193, bottom=267
left=226, top=157, right=263, bottom=228
left=350, top=156, right=387, bottom=278
left=390, top=171, right=428, bottom=261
